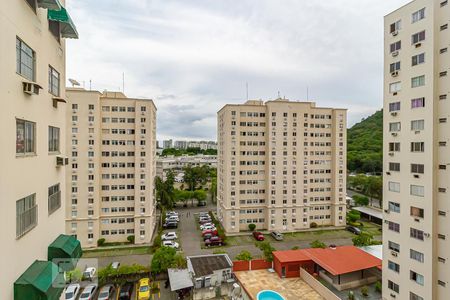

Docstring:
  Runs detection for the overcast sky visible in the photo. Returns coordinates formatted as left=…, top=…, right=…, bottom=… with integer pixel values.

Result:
left=66, top=0, right=408, bottom=141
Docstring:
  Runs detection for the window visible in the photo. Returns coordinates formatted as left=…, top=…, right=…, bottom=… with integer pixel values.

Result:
left=410, top=292, right=424, bottom=300
left=411, top=97, right=425, bottom=108
left=48, top=183, right=61, bottom=214
left=389, top=162, right=400, bottom=171
left=388, top=280, right=399, bottom=293
left=389, top=102, right=400, bottom=112
left=389, top=122, right=401, bottom=132
left=412, top=75, right=425, bottom=88
left=411, top=185, right=424, bottom=197
left=389, top=201, right=400, bottom=213
left=390, top=61, right=401, bottom=72
left=411, top=206, right=424, bottom=218
left=48, top=66, right=60, bottom=96
left=411, top=164, right=424, bottom=174
left=16, top=119, right=36, bottom=155
left=389, top=181, right=400, bottom=193
left=388, top=261, right=400, bottom=272
left=390, top=41, right=401, bottom=53
left=410, top=249, right=424, bottom=262
left=412, top=8, right=425, bottom=23
left=16, top=37, right=35, bottom=81
left=388, top=221, right=400, bottom=232
left=411, top=142, right=424, bottom=152
left=410, top=228, right=424, bottom=240
left=389, top=142, right=400, bottom=152
left=16, top=194, right=37, bottom=238
left=388, top=241, right=400, bottom=252
left=411, top=120, right=424, bottom=131
left=412, top=53, right=425, bottom=66
left=410, top=271, right=424, bottom=285
left=389, top=82, right=401, bottom=93
left=48, top=126, right=60, bottom=152
left=390, top=20, right=401, bottom=33
left=441, top=24, right=448, bottom=31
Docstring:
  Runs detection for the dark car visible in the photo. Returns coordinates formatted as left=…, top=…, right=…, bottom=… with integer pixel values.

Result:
left=118, top=282, right=134, bottom=300
left=203, top=233, right=216, bottom=241
left=205, top=236, right=223, bottom=247
left=252, top=231, right=265, bottom=241
left=202, top=229, right=218, bottom=236
left=163, top=221, right=178, bottom=229
left=197, top=201, right=207, bottom=207
left=346, top=226, right=361, bottom=235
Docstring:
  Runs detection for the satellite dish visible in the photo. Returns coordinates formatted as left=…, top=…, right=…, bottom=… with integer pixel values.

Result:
left=68, top=78, right=80, bottom=87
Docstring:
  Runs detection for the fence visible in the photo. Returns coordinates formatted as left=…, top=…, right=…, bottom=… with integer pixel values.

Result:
left=233, top=259, right=272, bottom=272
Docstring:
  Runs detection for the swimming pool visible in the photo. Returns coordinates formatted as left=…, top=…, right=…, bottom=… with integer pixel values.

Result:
left=257, top=290, right=286, bottom=300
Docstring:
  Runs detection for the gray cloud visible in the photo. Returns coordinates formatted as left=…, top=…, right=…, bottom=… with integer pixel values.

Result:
left=66, top=0, right=407, bottom=140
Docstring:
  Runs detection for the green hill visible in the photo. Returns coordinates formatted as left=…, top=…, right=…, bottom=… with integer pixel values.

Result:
left=347, top=110, right=383, bottom=173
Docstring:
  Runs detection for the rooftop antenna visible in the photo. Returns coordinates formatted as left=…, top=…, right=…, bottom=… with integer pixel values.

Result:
left=89, top=79, right=92, bottom=91
left=68, top=78, right=80, bottom=87
left=122, top=72, right=125, bottom=94
left=277, top=91, right=281, bottom=99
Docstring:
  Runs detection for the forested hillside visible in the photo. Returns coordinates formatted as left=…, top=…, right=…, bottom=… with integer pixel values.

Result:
left=347, top=110, right=383, bottom=173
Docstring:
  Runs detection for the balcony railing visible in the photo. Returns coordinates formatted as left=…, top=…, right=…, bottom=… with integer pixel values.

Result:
left=17, top=205, right=38, bottom=238
left=48, top=191, right=61, bottom=215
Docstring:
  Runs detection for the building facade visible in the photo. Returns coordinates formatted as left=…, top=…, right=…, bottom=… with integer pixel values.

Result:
left=163, top=139, right=173, bottom=149
left=0, top=0, right=79, bottom=299
left=156, top=155, right=217, bottom=179
left=66, top=89, right=157, bottom=247
left=383, top=1, right=450, bottom=299
left=217, top=99, right=347, bottom=233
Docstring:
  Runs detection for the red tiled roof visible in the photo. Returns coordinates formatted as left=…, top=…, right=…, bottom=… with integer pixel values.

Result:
left=273, top=250, right=311, bottom=263
left=273, top=246, right=382, bottom=276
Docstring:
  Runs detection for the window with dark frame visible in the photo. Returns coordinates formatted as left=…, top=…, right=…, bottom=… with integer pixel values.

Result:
left=16, top=37, right=35, bottom=81
left=48, top=126, right=60, bottom=153
left=16, top=119, right=36, bottom=155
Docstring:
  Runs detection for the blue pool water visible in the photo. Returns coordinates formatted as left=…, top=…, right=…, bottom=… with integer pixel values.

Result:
left=257, top=290, right=286, bottom=300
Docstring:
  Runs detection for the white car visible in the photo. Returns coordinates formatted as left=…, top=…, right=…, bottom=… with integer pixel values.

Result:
left=161, top=232, right=178, bottom=241
left=162, top=240, right=179, bottom=249
left=166, top=215, right=179, bottom=222
left=64, top=283, right=80, bottom=300
left=79, top=284, right=98, bottom=300
left=166, top=211, right=178, bottom=216
left=200, top=224, right=216, bottom=231
left=82, top=267, right=96, bottom=281
left=200, top=223, right=214, bottom=230
left=98, top=284, right=115, bottom=300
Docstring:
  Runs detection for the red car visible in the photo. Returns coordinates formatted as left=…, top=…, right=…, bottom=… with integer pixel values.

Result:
left=202, top=229, right=218, bottom=236
left=253, top=231, right=265, bottom=241
left=205, top=236, right=223, bottom=247
left=199, top=219, right=212, bottom=225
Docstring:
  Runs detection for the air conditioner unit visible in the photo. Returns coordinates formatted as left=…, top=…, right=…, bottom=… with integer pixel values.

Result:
left=22, top=81, right=42, bottom=95
left=414, top=42, right=422, bottom=48
left=392, top=50, right=399, bottom=57
left=390, top=112, right=398, bottom=116
left=388, top=152, right=394, bottom=156
left=56, top=156, right=69, bottom=167
left=384, top=209, right=390, bottom=213
left=391, top=132, right=398, bottom=136
left=414, top=174, right=420, bottom=178
left=391, top=251, right=398, bottom=257
left=390, top=293, right=396, bottom=298
left=391, top=30, right=398, bottom=36
left=386, top=171, right=391, bottom=175
left=391, top=71, right=399, bottom=77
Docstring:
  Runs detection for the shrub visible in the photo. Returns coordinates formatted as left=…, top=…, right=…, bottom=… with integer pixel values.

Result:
left=248, top=223, right=256, bottom=231
left=375, top=281, right=382, bottom=293
left=348, top=291, right=355, bottom=300
left=127, top=235, right=135, bottom=244
left=310, top=240, right=326, bottom=249
left=97, top=238, right=106, bottom=247
left=361, top=285, right=369, bottom=297
left=291, top=246, right=299, bottom=250
left=310, top=222, right=318, bottom=228
left=255, top=241, right=275, bottom=262
left=235, top=250, right=253, bottom=261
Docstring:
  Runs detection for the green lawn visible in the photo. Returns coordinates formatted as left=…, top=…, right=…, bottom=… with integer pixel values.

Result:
left=82, top=246, right=152, bottom=258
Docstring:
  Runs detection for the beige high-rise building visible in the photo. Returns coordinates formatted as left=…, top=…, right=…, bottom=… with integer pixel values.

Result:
left=0, top=0, right=80, bottom=299
left=66, top=89, right=157, bottom=248
left=383, top=1, right=450, bottom=299
left=217, top=99, right=347, bottom=233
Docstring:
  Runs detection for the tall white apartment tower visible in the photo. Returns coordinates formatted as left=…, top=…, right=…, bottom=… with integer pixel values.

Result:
left=66, top=89, right=157, bottom=248
left=217, top=99, right=347, bottom=233
left=383, top=1, right=450, bottom=299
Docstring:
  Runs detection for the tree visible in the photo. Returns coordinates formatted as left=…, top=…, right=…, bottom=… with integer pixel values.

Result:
left=155, top=172, right=175, bottom=210
left=352, top=232, right=373, bottom=247
left=366, top=175, right=383, bottom=207
left=235, top=250, right=253, bottom=261
left=310, top=240, right=326, bottom=249
left=183, top=165, right=209, bottom=191
left=66, top=268, right=82, bottom=283
left=256, top=241, right=276, bottom=262
left=172, top=253, right=187, bottom=269
left=151, top=246, right=177, bottom=275
left=353, top=195, right=369, bottom=206
left=347, top=210, right=361, bottom=223
left=193, top=189, right=207, bottom=205
left=248, top=224, right=256, bottom=231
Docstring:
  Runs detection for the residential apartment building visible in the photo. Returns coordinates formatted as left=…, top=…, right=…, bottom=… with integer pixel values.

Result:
left=163, top=139, right=173, bottom=149
left=383, top=1, right=450, bottom=299
left=156, top=154, right=217, bottom=179
left=0, top=0, right=80, bottom=299
left=66, top=89, right=157, bottom=247
left=217, top=99, right=347, bottom=233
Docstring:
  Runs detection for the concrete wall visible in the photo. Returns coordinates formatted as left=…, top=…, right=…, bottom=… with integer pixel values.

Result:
left=300, top=268, right=340, bottom=300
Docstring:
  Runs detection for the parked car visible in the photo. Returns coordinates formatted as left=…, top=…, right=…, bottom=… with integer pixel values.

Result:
left=161, top=232, right=178, bottom=240
left=205, top=236, right=223, bottom=247
left=346, top=225, right=361, bottom=235
left=201, top=224, right=216, bottom=231
left=202, top=229, right=218, bottom=236
left=111, top=262, right=120, bottom=269
left=79, top=284, right=98, bottom=300
left=162, top=240, right=180, bottom=249
left=64, top=283, right=80, bottom=300
left=163, top=221, right=178, bottom=229
left=197, top=200, right=207, bottom=206
left=199, top=219, right=212, bottom=225
left=253, top=231, right=265, bottom=241
left=166, top=215, right=180, bottom=222
left=98, top=284, right=115, bottom=300
left=119, top=282, right=134, bottom=300
left=203, top=233, right=216, bottom=241
left=198, top=212, right=209, bottom=217
left=200, top=223, right=215, bottom=230
left=82, top=267, right=96, bottom=281
left=270, top=231, right=283, bottom=241
left=166, top=211, right=178, bottom=217
left=138, top=278, right=150, bottom=300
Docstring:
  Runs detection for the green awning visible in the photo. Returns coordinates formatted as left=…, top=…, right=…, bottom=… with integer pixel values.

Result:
left=48, top=234, right=82, bottom=272
left=14, top=260, right=65, bottom=300
left=47, top=6, right=79, bottom=39
left=37, top=0, right=62, bottom=10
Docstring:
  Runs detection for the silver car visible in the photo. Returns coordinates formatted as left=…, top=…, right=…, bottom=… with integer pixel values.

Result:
left=270, top=231, right=283, bottom=241
left=79, top=284, right=98, bottom=300
left=98, top=284, right=115, bottom=300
